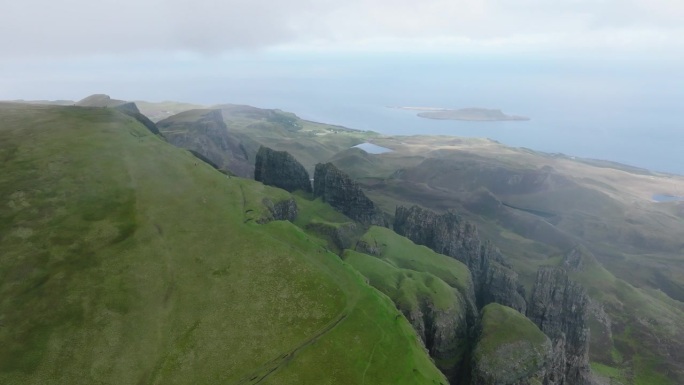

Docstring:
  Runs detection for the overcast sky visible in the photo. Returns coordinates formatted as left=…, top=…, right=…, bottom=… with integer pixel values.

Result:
left=2, top=0, right=683, bottom=102
left=2, top=0, right=684, bottom=56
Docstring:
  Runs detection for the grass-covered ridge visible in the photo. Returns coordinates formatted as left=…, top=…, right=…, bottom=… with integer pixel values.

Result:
left=344, top=226, right=475, bottom=379
left=342, top=250, right=461, bottom=313
left=0, top=103, right=446, bottom=384
left=472, top=303, right=551, bottom=385
left=358, top=226, right=473, bottom=296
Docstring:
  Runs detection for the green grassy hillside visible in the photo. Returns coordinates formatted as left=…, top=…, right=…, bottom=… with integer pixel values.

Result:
left=0, top=103, right=446, bottom=385
left=356, top=226, right=473, bottom=296
left=342, top=226, right=475, bottom=378
left=472, top=303, right=550, bottom=385
left=342, top=249, right=461, bottom=315
left=569, top=254, right=684, bottom=385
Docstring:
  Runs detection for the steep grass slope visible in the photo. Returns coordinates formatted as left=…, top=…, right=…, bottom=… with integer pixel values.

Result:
left=569, top=254, right=684, bottom=385
left=472, top=303, right=551, bottom=385
left=0, top=104, right=446, bottom=385
left=344, top=226, right=475, bottom=380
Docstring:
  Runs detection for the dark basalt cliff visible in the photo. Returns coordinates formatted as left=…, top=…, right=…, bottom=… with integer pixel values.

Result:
left=394, top=205, right=526, bottom=314
left=157, top=109, right=253, bottom=177
left=254, top=146, right=312, bottom=193
left=393, top=205, right=596, bottom=384
left=313, top=163, right=388, bottom=227
left=408, top=296, right=471, bottom=382
left=528, top=267, right=593, bottom=385
left=121, top=108, right=161, bottom=135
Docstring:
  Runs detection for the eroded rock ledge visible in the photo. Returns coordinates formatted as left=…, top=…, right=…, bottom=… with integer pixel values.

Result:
left=393, top=205, right=526, bottom=313
left=313, top=162, right=388, bottom=227
left=254, top=146, right=312, bottom=193
left=528, top=267, right=593, bottom=385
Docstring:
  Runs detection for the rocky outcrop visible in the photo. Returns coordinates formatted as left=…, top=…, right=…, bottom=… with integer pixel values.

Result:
left=254, top=146, right=312, bottom=193
left=313, top=163, right=388, bottom=227
left=75, top=94, right=160, bottom=135
left=394, top=205, right=526, bottom=314
left=257, top=198, right=298, bottom=223
left=407, top=296, right=471, bottom=383
left=480, top=250, right=527, bottom=313
left=157, top=109, right=253, bottom=177
left=305, top=222, right=361, bottom=252
left=355, top=238, right=382, bottom=256
left=76, top=94, right=129, bottom=108
left=562, top=245, right=596, bottom=272
left=528, top=267, right=592, bottom=385
left=472, top=303, right=552, bottom=385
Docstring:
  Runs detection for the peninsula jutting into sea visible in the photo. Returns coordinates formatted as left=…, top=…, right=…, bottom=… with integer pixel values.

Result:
left=392, top=106, right=530, bottom=121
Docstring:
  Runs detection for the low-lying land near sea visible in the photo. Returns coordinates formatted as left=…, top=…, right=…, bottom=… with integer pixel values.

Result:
left=392, top=106, right=530, bottom=121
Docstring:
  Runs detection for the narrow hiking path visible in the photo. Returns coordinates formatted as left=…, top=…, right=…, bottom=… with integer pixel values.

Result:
left=232, top=192, right=365, bottom=384
left=360, top=308, right=387, bottom=385
left=235, top=312, right=350, bottom=385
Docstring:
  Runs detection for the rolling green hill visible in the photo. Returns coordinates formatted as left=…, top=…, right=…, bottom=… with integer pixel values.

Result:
left=0, top=103, right=447, bottom=384
left=327, top=135, right=684, bottom=385
left=5, top=97, right=684, bottom=385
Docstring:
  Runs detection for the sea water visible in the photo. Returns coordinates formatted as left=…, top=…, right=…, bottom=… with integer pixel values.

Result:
left=200, top=54, right=684, bottom=175
left=5, top=52, right=683, bottom=174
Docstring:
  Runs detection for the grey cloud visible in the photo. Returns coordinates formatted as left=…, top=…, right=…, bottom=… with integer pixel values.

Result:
left=1, top=0, right=320, bottom=55
left=1, top=0, right=683, bottom=56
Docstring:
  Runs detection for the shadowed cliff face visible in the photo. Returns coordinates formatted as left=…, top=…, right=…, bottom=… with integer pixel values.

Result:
left=528, top=267, right=593, bottom=385
left=408, top=297, right=471, bottom=383
left=157, top=109, right=253, bottom=177
left=392, top=205, right=597, bottom=384
left=313, top=163, right=388, bottom=227
left=254, top=146, right=312, bottom=193
left=394, top=205, right=527, bottom=314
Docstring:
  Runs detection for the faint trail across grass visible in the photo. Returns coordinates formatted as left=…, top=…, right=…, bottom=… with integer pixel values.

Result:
left=234, top=225, right=362, bottom=385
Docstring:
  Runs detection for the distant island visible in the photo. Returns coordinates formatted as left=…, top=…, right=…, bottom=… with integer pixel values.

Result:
left=392, top=107, right=530, bottom=121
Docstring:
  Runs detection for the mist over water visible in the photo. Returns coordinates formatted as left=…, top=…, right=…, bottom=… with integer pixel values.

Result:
left=4, top=53, right=683, bottom=174
left=218, top=54, right=683, bottom=175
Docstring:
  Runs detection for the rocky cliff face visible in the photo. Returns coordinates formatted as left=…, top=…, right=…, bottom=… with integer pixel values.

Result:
left=313, top=163, right=388, bottom=227
left=394, top=205, right=526, bottom=314
left=307, top=222, right=361, bottom=253
left=406, top=296, right=471, bottom=383
left=157, top=109, right=253, bottom=177
left=122, top=108, right=161, bottom=135
left=528, top=267, right=593, bottom=385
left=257, top=197, right=298, bottom=223
left=254, top=146, right=312, bottom=193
